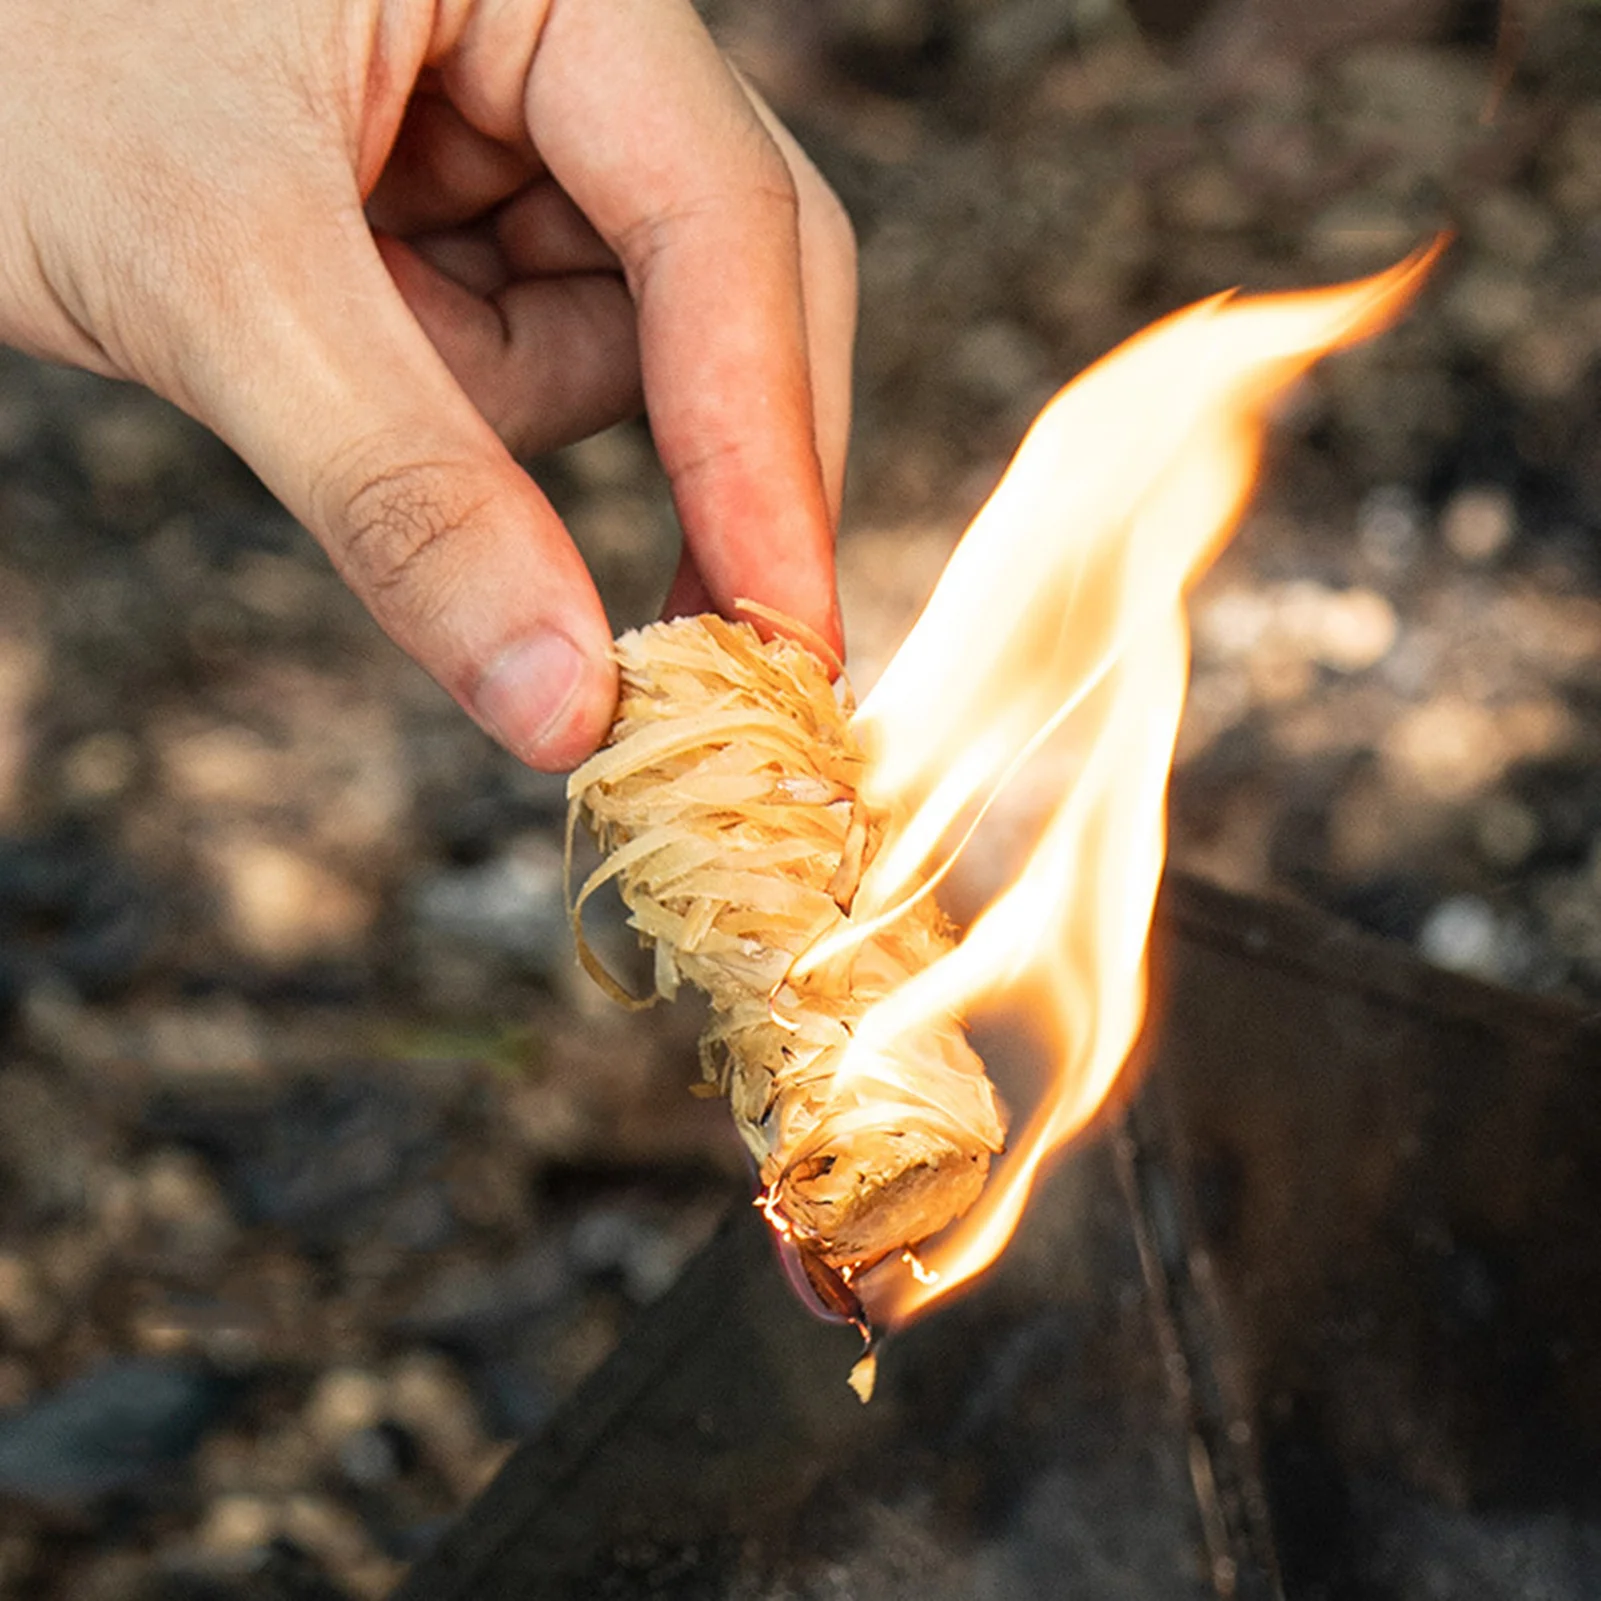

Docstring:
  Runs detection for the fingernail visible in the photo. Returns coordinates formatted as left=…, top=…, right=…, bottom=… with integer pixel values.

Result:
left=474, top=632, right=587, bottom=763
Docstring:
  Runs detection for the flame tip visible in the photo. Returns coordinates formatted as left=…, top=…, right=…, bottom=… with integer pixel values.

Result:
left=846, top=246, right=1440, bottom=1327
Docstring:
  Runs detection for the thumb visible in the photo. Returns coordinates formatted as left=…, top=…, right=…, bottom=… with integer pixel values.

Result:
left=168, top=204, right=619, bottom=772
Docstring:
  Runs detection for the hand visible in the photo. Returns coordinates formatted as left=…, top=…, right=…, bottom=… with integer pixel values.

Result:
left=0, top=0, right=855, bottom=769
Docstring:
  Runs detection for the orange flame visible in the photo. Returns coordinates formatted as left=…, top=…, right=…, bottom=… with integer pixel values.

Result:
left=836, top=244, right=1442, bottom=1327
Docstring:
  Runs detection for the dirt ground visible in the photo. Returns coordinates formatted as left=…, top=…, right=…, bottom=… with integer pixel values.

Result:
left=2, top=2, right=1600, bottom=1597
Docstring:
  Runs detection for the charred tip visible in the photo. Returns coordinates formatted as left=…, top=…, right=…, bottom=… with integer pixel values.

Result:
left=799, top=1245, right=870, bottom=1335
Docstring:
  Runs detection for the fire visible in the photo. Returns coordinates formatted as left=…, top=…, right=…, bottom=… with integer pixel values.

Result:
left=826, top=245, right=1442, bottom=1328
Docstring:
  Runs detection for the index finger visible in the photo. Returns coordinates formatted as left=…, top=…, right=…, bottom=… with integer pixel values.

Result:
left=517, top=0, right=843, bottom=654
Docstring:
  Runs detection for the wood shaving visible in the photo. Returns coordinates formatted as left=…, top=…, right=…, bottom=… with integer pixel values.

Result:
left=568, top=615, right=1006, bottom=1271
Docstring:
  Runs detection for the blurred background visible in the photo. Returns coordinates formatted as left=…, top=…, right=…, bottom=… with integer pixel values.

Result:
left=1, top=0, right=1599, bottom=1595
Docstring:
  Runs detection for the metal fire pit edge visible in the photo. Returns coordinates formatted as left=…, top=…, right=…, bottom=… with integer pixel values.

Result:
left=393, top=871, right=1601, bottom=1601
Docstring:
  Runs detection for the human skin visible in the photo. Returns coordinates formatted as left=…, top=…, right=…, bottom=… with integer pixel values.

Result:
left=0, top=0, right=855, bottom=769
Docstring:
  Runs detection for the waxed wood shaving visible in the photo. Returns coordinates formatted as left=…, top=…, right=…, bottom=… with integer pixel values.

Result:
left=568, top=615, right=1006, bottom=1270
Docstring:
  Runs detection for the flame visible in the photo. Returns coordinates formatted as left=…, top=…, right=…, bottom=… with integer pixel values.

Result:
left=835, top=244, right=1442, bottom=1327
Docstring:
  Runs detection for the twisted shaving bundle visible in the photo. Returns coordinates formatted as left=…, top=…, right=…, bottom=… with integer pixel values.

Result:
left=567, top=615, right=1005, bottom=1270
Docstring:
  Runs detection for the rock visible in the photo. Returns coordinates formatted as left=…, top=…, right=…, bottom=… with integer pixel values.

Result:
left=1162, top=162, right=1257, bottom=232
left=1474, top=795, right=1541, bottom=871
left=1332, top=46, right=1486, bottom=171
left=156, top=1548, right=362, bottom=1600
left=1196, top=581, right=1396, bottom=691
left=1193, top=585, right=1273, bottom=662
left=422, top=757, right=568, bottom=865
left=1498, top=322, right=1593, bottom=405
left=57, top=732, right=141, bottom=807
left=0, top=1357, right=34, bottom=1412
left=277, top=1495, right=389, bottom=1586
left=568, top=1207, right=701, bottom=1306
left=383, top=1353, right=487, bottom=1497
left=137, top=1149, right=238, bottom=1263
left=1356, top=485, right=1425, bottom=574
left=407, top=835, right=569, bottom=972
left=0, top=834, right=156, bottom=1004
left=226, top=550, right=334, bottom=627
left=0, top=1067, right=99, bottom=1223
left=40, top=1224, right=114, bottom=1308
left=0, top=1536, right=33, bottom=1599
left=139, top=1000, right=268, bottom=1085
left=335, top=1425, right=408, bottom=1490
left=1246, top=639, right=1315, bottom=704
left=375, top=1183, right=456, bottom=1254
left=1383, top=699, right=1502, bottom=800
left=950, top=318, right=1052, bottom=409
left=1467, top=190, right=1557, bottom=272
left=69, top=1551, right=153, bottom=1601
left=819, top=0, right=944, bottom=68
left=962, top=0, right=1104, bottom=87
left=391, top=1242, right=571, bottom=1348
left=1540, top=876, right=1601, bottom=979
left=0, top=375, right=41, bottom=461
left=1379, top=628, right=1439, bottom=700
left=0, top=1358, right=236, bottom=1507
left=1549, top=103, right=1601, bottom=217
left=1175, top=662, right=1251, bottom=762
left=160, top=724, right=280, bottom=809
left=157, top=692, right=408, bottom=863
left=1380, top=698, right=1570, bottom=803
left=76, top=396, right=197, bottom=505
left=1441, top=267, right=1536, bottom=354
left=1280, top=583, right=1399, bottom=674
left=223, top=1077, right=447, bottom=1249
left=194, top=1491, right=277, bottom=1556
left=474, top=1355, right=560, bottom=1439
left=207, top=836, right=374, bottom=967
left=1418, top=896, right=1504, bottom=982
left=0, top=1254, right=61, bottom=1350
left=1440, top=486, right=1516, bottom=565
left=303, top=1369, right=386, bottom=1456
left=0, top=615, right=43, bottom=828
left=147, top=1067, right=458, bottom=1253
left=229, top=1418, right=320, bottom=1500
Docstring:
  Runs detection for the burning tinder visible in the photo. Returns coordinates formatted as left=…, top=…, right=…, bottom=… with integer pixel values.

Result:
left=567, top=614, right=1007, bottom=1280
left=569, top=243, right=1442, bottom=1360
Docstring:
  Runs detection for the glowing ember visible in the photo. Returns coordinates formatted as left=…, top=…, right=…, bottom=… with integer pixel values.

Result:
left=829, top=245, right=1442, bottom=1328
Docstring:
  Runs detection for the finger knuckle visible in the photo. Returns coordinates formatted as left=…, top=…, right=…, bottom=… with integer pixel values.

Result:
left=615, top=137, right=802, bottom=276
left=318, top=446, right=483, bottom=606
left=749, top=133, right=802, bottom=215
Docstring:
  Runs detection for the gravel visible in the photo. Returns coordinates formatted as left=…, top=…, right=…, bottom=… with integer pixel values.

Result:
left=3, top=1, right=1601, bottom=1594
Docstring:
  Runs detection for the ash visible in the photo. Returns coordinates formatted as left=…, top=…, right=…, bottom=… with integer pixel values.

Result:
left=3, top=2, right=1601, bottom=1595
